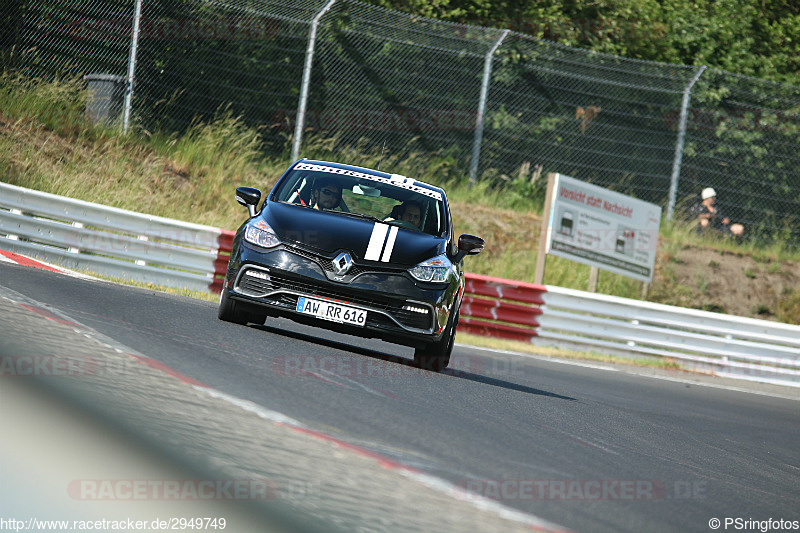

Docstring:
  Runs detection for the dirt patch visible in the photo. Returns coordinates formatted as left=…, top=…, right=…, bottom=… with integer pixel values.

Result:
left=451, top=202, right=541, bottom=258
left=651, top=245, right=800, bottom=323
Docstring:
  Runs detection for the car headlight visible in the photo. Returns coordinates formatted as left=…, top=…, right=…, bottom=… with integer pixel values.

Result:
left=243, top=220, right=280, bottom=248
left=409, top=254, right=455, bottom=283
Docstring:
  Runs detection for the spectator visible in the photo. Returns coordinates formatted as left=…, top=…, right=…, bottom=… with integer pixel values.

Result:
left=692, top=187, right=744, bottom=236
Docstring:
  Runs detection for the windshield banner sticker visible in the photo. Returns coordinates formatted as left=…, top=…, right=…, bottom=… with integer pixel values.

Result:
left=295, top=163, right=442, bottom=201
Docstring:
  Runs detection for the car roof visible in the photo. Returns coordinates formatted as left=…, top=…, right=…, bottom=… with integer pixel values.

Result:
left=297, top=159, right=446, bottom=200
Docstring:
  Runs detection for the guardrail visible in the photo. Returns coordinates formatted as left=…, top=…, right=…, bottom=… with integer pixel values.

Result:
left=459, top=273, right=545, bottom=343
left=537, top=286, right=800, bottom=386
left=2, top=183, right=798, bottom=386
left=0, top=182, right=233, bottom=293
left=463, top=275, right=800, bottom=387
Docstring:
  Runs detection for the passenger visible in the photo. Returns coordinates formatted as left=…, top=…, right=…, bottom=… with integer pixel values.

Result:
left=387, top=201, right=422, bottom=229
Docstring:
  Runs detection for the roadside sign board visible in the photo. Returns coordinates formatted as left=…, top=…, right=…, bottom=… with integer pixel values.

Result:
left=545, top=174, right=662, bottom=283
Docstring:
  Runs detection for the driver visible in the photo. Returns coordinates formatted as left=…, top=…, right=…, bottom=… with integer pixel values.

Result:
left=309, top=178, right=342, bottom=210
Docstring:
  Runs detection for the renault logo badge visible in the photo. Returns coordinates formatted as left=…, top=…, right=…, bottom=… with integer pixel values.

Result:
left=332, top=252, right=353, bottom=275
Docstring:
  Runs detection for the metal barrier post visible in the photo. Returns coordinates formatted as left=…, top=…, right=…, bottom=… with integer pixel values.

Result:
left=468, top=30, right=509, bottom=185
left=122, top=0, right=143, bottom=134
left=667, top=65, right=706, bottom=220
left=291, top=0, right=338, bottom=162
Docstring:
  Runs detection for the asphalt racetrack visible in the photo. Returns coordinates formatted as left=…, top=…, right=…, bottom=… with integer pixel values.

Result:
left=1, top=261, right=798, bottom=532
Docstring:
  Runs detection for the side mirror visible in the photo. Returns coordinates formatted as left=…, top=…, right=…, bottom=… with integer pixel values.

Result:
left=236, top=187, right=261, bottom=218
left=458, top=234, right=484, bottom=255
left=453, top=233, right=484, bottom=263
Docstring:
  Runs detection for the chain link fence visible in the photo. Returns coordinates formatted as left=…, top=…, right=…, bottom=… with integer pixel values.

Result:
left=678, top=69, right=800, bottom=241
left=5, top=0, right=800, bottom=243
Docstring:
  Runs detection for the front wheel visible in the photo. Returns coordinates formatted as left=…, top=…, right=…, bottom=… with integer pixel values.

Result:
left=218, top=289, right=266, bottom=325
left=414, top=307, right=458, bottom=372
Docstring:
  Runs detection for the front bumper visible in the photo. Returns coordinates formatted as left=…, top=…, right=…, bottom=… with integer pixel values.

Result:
left=224, top=241, right=459, bottom=347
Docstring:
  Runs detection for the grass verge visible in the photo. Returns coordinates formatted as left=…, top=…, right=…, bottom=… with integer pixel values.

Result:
left=2, top=73, right=800, bottom=325
left=456, top=333, right=683, bottom=370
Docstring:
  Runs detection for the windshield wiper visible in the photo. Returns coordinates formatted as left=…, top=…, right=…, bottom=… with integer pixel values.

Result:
left=328, top=210, right=383, bottom=223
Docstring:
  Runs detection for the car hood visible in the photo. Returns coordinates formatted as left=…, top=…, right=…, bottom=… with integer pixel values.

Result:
left=262, top=201, right=446, bottom=266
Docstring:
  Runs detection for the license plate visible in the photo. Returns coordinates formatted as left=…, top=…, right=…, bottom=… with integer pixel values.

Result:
left=296, top=296, right=367, bottom=327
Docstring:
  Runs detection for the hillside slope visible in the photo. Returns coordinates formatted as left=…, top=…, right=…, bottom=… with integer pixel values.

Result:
left=1, top=109, right=798, bottom=325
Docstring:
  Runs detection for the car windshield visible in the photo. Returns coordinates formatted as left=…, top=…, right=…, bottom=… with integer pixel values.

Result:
left=272, top=162, right=447, bottom=237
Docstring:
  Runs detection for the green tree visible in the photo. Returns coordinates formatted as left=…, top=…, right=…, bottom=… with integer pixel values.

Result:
left=366, top=0, right=800, bottom=85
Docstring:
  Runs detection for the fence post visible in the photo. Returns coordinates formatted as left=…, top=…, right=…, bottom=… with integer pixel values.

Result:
left=666, top=65, right=707, bottom=220
left=534, top=172, right=557, bottom=285
left=122, top=0, right=143, bottom=134
left=468, top=29, right=509, bottom=185
left=291, top=0, right=338, bottom=162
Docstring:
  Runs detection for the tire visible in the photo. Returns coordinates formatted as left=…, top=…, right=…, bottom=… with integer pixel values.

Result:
left=414, top=306, right=459, bottom=372
left=218, top=289, right=267, bottom=325
left=218, top=289, right=248, bottom=324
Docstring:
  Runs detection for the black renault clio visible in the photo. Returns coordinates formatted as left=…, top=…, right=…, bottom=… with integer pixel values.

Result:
left=218, top=159, right=484, bottom=371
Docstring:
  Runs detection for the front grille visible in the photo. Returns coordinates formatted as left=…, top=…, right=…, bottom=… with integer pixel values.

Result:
left=237, top=267, right=432, bottom=331
left=285, top=246, right=335, bottom=272
left=284, top=244, right=403, bottom=278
